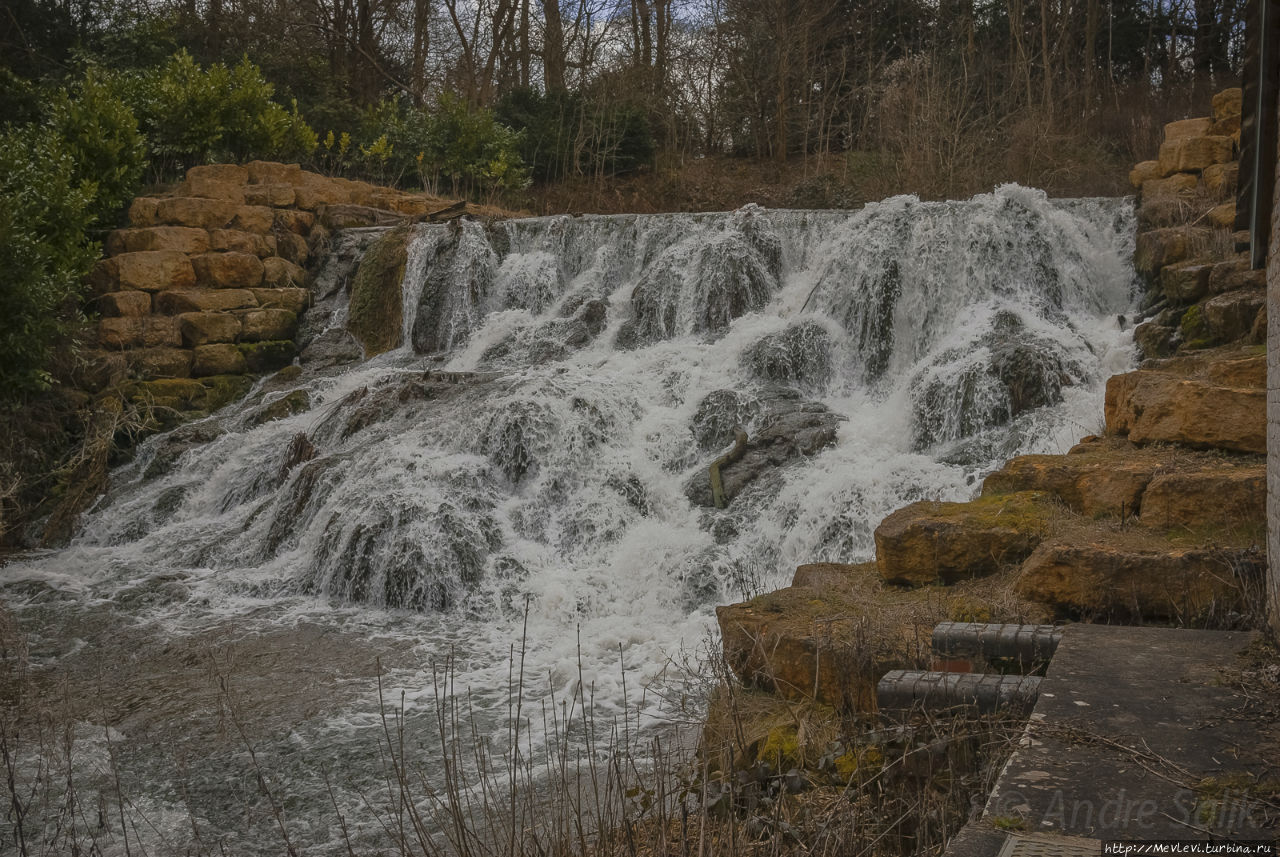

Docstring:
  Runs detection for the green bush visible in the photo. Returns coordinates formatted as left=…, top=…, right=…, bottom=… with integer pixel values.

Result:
left=49, top=68, right=147, bottom=225
left=126, top=50, right=317, bottom=175
left=0, top=125, right=98, bottom=401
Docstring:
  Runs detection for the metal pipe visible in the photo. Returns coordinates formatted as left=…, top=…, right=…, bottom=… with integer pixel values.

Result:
left=931, top=622, right=1061, bottom=665
left=877, top=670, right=1042, bottom=714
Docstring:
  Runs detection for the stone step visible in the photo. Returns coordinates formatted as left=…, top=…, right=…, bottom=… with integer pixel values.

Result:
left=981, top=435, right=1264, bottom=528
left=1104, top=347, right=1264, bottom=453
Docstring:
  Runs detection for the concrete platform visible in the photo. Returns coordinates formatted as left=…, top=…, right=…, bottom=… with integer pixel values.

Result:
left=947, top=624, right=1278, bottom=855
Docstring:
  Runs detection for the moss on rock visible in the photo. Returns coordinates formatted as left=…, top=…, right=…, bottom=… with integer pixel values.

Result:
left=237, top=340, right=297, bottom=373
left=348, top=225, right=411, bottom=358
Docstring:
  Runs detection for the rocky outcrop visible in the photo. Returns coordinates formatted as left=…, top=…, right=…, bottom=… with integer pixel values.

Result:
left=1016, top=539, right=1262, bottom=621
left=347, top=226, right=411, bottom=358
left=873, top=491, right=1051, bottom=586
left=686, top=389, right=843, bottom=507
left=1105, top=348, right=1264, bottom=454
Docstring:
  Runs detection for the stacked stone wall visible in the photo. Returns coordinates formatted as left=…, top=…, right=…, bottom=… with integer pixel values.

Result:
left=83, top=161, right=439, bottom=397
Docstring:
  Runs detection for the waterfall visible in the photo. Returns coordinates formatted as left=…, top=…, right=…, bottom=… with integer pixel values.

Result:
left=0, top=185, right=1136, bottom=854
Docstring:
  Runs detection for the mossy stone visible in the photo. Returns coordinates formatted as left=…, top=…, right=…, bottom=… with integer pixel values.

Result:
left=348, top=225, right=410, bottom=358
left=200, top=374, right=254, bottom=412
left=237, top=340, right=297, bottom=373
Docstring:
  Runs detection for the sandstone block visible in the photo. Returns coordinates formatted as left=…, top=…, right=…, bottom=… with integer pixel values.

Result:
left=1160, top=261, right=1212, bottom=303
left=1105, top=371, right=1264, bottom=453
left=292, top=173, right=349, bottom=209
left=874, top=492, right=1050, bottom=586
left=191, top=252, right=265, bottom=289
left=229, top=205, right=276, bottom=234
left=155, top=197, right=239, bottom=230
left=179, top=312, right=242, bottom=346
left=250, top=288, right=309, bottom=313
left=319, top=203, right=403, bottom=230
left=126, top=347, right=193, bottom=379
left=1134, top=227, right=1211, bottom=276
left=1211, top=87, right=1242, bottom=121
left=1142, top=173, right=1198, bottom=198
left=209, top=229, right=276, bottom=257
left=262, top=257, right=309, bottom=288
left=237, top=340, right=297, bottom=374
left=192, top=344, right=247, bottom=377
left=1208, top=257, right=1265, bottom=293
left=1140, top=466, right=1264, bottom=530
left=1209, top=115, right=1241, bottom=139
left=94, top=290, right=152, bottom=318
left=1205, top=353, right=1265, bottom=389
left=1016, top=541, right=1260, bottom=620
left=389, top=195, right=435, bottom=216
left=981, top=451, right=1156, bottom=519
left=1207, top=203, right=1236, bottom=228
left=1202, top=162, right=1238, bottom=196
left=1129, top=161, right=1161, bottom=189
left=106, top=226, right=210, bottom=256
left=128, top=197, right=160, bottom=227
left=274, top=231, right=310, bottom=266
left=1157, top=135, right=1235, bottom=176
left=98, top=316, right=181, bottom=349
left=1133, top=320, right=1177, bottom=359
left=237, top=308, right=298, bottom=342
left=716, top=586, right=880, bottom=711
left=245, top=184, right=296, bottom=207
left=181, top=175, right=247, bottom=203
left=106, top=251, right=197, bottom=292
left=273, top=209, right=316, bottom=236
left=155, top=289, right=259, bottom=314
left=1202, top=288, right=1264, bottom=343
left=187, top=164, right=249, bottom=184
left=1163, top=117, right=1212, bottom=142
left=247, top=161, right=303, bottom=185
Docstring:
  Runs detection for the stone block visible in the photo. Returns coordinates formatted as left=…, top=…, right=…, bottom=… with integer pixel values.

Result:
left=77, top=350, right=129, bottom=391
left=1163, top=117, right=1212, bottom=142
left=273, top=209, right=316, bottom=236
left=1160, top=261, right=1212, bottom=303
left=245, top=184, right=296, bottom=207
left=127, top=347, right=193, bottom=379
left=1134, top=227, right=1212, bottom=276
left=262, top=257, right=309, bottom=288
left=874, top=492, right=1051, bottom=586
left=237, top=340, right=297, bottom=373
left=1140, top=466, right=1264, bottom=530
left=229, top=205, right=276, bottom=234
left=1207, top=203, right=1236, bottom=229
left=155, top=289, right=259, bottom=314
left=181, top=175, right=247, bottom=203
left=1105, top=371, right=1264, bottom=453
left=1157, top=135, right=1235, bottom=176
left=1211, top=87, right=1242, bottom=121
left=981, top=448, right=1157, bottom=519
left=1208, top=257, right=1265, bottom=293
left=1202, top=162, right=1238, bottom=196
left=191, top=252, right=265, bottom=289
left=106, top=226, right=210, bottom=256
left=319, top=204, right=404, bottom=230
left=273, top=231, right=310, bottom=266
left=250, top=288, right=310, bottom=313
left=155, top=197, right=240, bottom=230
left=98, top=316, right=181, bottom=349
left=106, top=251, right=197, bottom=292
left=247, top=161, right=303, bottom=185
left=1142, top=173, right=1198, bottom=198
left=209, top=229, right=276, bottom=257
left=292, top=173, right=349, bottom=209
left=179, top=312, right=242, bottom=346
left=236, top=308, right=298, bottom=342
left=1202, top=288, right=1265, bottom=343
left=192, top=344, right=247, bottom=377
left=94, top=290, right=152, bottom=318
left=187, top=164, right=249, bottom=184
left=128, top=197, right=160, bottom=227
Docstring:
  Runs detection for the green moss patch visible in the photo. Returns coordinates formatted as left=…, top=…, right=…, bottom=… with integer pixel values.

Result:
left=348, top=225, right=411, bottom=358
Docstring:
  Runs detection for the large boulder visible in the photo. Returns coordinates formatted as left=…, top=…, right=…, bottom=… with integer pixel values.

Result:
left=981, top=441, right=1158, bottom=519
left=1157, top=135, right=1234, bottom=176
left=179, top=312, right=241, bottom=347
left=1105, top=370, right=1264, bottom=453
left=237, top=308, right=298, bottom=342
left=874, top=491, right=1051, bottom=586
left=1139, top=464, right=1265, bottom=531
left=94, top=291, right=152, bottom=318
left=685, top=391, right=842, bottom=507
left=106, top=226, right=210, bottom=256
left=1163, top=117, right=1212, bottom=141
left=1160, top=261, right=1212, bottom=304
left=97, top=316, right=181, bottom=349
left=94, top=251, right=196, bottom=293
left=193, top=344, right=248, bottom=377
left=348, top=225, right=410, bottom=357
left=1016, top=540, right=1262, bottom=620
left=191, top=252, right=265, bottom=289
left=1201, top=288, right=1264, bottom=343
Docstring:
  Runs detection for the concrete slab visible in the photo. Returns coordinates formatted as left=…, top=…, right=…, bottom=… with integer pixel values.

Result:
left=950, top=624, right=1277, bottom=855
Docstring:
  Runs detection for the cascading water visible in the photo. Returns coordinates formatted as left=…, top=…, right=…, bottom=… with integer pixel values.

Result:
left=0, top=185, right=1136, bottom=853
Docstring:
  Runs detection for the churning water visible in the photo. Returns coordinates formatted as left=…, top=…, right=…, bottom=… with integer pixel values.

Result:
left=0, top=186, right=1136, bottom=853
